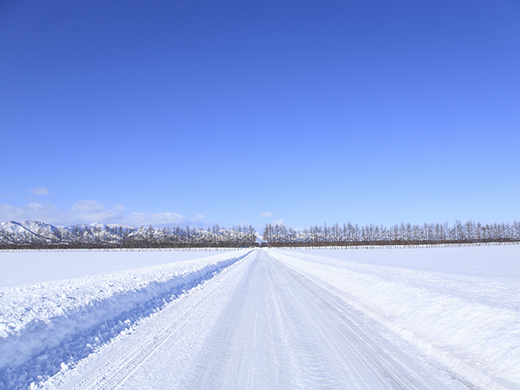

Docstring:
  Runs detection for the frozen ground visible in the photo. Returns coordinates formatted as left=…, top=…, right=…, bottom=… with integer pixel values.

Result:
left=0, top=245, right=519, bottom=389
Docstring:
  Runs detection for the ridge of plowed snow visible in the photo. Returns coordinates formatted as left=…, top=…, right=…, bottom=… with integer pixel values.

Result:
left=0, top=250, right=252, bottom=388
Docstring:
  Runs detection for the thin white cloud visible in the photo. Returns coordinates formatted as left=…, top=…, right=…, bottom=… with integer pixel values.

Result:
left=260, top=212, right=274, bottom=218
left=0, top=202, right=65, bottom=225
left=70, top=200, right=120, bottom=223
left=273, top=219, right=284, bottom=225
left=0, top=204, right=29, bottom=221
left=113, top=204, right=126, bottom=212
left=125, top=211, right=186, bottom=227
left=29, top=187, right=50, bottom=196
left=0, top=200, right=205, bottom=227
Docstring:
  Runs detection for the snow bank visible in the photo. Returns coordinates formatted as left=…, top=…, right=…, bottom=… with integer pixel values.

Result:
left=273, top=247, right=520, bottom=389
left=0, top=249, right=252, bottom=388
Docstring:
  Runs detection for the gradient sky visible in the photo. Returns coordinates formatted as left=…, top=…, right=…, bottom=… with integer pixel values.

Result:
left=1, top=0, right=519, bottom=230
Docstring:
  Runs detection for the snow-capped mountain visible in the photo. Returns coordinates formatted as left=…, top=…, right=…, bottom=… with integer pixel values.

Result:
left=0, top=221, right=258, bottom=248
left=0, top=220, right=62, bottom=241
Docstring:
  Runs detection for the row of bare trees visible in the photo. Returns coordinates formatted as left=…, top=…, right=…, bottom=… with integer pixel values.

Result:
left=263, top=220, right=520, bottom=247
left=0, top=224, right=257, bottom=250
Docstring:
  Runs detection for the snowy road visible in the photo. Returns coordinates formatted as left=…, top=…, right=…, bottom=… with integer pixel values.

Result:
left=47, top=249, right=477, bottom=390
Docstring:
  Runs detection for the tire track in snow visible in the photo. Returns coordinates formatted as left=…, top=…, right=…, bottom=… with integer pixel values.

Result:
left=0, top=251, right=252, bottom=390
left=181, top=251, right=293, bottom=389
left=51, top=250, right=476, bottom=389
left=56, top=251, right=255, bottom=390
left=273, top=249, right=513, bottom=390
left=266, top=252, right=448, bottom=390
left=181, top=250, right=459, bottom=389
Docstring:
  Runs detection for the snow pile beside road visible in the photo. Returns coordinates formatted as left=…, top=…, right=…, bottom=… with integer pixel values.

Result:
left=274, top=247, right=520, bottom=388
left=0, top=249, right=252, bottom=388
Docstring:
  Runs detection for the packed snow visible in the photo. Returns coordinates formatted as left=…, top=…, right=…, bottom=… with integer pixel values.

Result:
left=0, top=244, right=519, bottom=389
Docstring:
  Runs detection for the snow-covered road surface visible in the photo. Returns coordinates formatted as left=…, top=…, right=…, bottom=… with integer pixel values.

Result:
left=39, top=249, right=497, bottom=390
left=179, top=250, right=455, bottom=390
left=2, top=246, right=519, bottom=389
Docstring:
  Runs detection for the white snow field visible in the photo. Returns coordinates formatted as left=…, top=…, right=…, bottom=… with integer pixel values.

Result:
left=0, top=249, right=237, bottom=289
left=0, top=245, right=519, bottom=389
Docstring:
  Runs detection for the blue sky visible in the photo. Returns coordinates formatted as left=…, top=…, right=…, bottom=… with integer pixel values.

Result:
left=1, top=0, right=519, bottom=230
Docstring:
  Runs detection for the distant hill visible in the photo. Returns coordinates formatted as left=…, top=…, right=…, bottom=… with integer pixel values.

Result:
left=0, top=220, right=258, bottom=249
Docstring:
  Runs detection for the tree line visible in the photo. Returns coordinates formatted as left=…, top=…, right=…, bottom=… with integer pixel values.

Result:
left=2, top=219, right=519, bottom=250
left=262, top=220, right=520, bottom=247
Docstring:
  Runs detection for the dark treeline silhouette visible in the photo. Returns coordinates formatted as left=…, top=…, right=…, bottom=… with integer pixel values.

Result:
left=263, top=220, right=520, bottom=247
left=0, top=223, right=257, bottom=250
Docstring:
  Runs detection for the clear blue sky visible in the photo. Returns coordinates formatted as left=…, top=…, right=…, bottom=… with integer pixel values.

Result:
left=1, top=0, right=519, bottom=230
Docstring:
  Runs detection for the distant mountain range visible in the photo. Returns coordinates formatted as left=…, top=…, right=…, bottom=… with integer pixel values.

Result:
left=3, top=219, right=517, bottom=249
left=0, top=220, right=261, bottom=248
